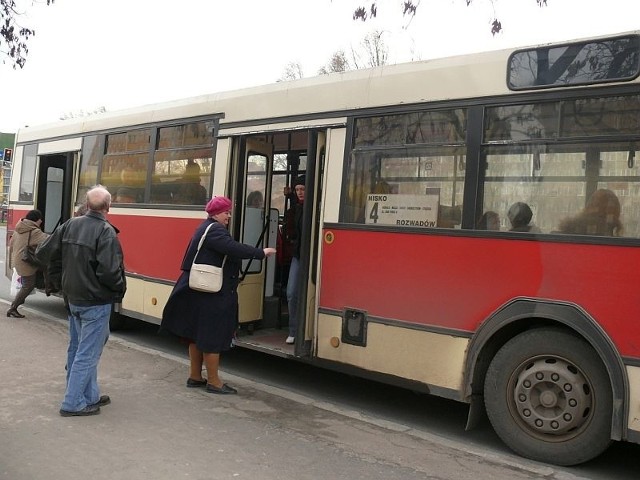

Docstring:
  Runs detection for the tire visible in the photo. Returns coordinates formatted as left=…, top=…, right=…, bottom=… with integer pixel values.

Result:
left=484, top=328, right=613, bottom=466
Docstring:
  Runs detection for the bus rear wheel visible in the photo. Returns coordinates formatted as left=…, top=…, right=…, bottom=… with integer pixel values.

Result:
left=484, top=328, right=612, bottom=466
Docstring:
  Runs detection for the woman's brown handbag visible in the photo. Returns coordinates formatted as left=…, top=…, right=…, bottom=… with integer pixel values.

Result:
left=188, top=224, right=227, bottom=293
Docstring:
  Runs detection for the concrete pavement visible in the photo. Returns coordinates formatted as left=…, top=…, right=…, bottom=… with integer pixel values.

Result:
left=0, top=302, right=586, bottom=480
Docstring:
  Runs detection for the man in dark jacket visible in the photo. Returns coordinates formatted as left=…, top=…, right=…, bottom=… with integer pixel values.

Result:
left=36, top=185, right=126, bottom=417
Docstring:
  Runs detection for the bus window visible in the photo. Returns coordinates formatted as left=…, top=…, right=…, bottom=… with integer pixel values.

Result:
left=101, top=154, right=147, bottom=204
left=271, top=153, right=289, bottom=214
left=246, top=152, right=267, bottom=208
left=151, top=122, right=213, bottom=205
left=485, top=102, right=560, bottom=141
left=483, top=96, right=640, bottom=238
left=101, top=130, right=150, bottom=204
left=508, top=34, right=640, bottom=90
left=18, top=144, right=37, bottom=202
left=77, top=136, right=101, bottom=202
left=344, top=147, right=465, bottom=227
left=344, top=109, right=466, bottom=226
left=482, top=144, right=640, bottom=237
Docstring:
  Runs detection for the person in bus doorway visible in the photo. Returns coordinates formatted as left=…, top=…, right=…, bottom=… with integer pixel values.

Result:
left=7, top=209, right=48, bottom=318
left=160, top=196, right=276, bottom=395
left=35, top=186, right=126, bottom=417
left=284, top=175, right=305, bottom=345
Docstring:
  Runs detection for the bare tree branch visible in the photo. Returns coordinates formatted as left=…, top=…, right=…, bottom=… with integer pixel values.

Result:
left=353, top=0, right=548, bottom=35
left=1, top=0, right=54, bottom=69
left=278, top=61, right=304, bottom=82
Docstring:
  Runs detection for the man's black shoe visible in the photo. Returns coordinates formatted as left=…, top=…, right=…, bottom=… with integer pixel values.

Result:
left=89, top=395, right=111, bottom=407
left=59, top=405, right=101, bottom=417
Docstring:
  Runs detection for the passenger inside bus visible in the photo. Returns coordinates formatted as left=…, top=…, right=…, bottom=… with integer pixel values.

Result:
left=477, top=211, right=501, bottom=230
left=114, top=187, right=139, bottom=203
left=113, top=166, right=144, bottom=203
left=557, top=188, right=623, bottom=236
left=507, top=202, right=540, bottom=233
left=172, top=161, right=207, bottom=205
left=247, top=190, right=264, bottom=208
left=437, top=204, right=462, bottom=228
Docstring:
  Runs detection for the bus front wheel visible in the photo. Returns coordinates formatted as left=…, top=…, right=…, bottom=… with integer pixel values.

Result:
left=484, top=328, right=612, bottom=466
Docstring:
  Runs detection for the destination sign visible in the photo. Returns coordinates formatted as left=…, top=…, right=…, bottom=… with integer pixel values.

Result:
left=365, top=193, right=439, bottom=227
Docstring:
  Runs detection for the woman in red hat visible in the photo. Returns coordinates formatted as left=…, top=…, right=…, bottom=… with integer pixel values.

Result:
left=161, top=196, right=276, bottom=394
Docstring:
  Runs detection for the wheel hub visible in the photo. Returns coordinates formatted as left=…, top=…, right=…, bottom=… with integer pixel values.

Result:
left=513, top=358, right=592, bottom=435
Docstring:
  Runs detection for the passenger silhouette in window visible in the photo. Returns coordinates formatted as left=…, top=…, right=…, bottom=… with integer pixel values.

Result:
left=173, top=162, right=207, bottom=205
left=558, top=189, right=622, bottom=237
left=507, top=202, right=540, bottom=233
left=247, top=191, right=264, bottom=208
left=478, top=211, right=500, bottom=231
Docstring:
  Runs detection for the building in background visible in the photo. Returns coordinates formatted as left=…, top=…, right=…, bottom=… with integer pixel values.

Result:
left=0, top=131, right=15, bottom=222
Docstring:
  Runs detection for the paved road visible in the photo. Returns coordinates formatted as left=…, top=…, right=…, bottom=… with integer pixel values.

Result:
left=0, top=305, right=597, bottom=480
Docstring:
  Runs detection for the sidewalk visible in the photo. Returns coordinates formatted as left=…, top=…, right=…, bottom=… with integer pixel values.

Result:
left=0, top=305, right=578, bottom=480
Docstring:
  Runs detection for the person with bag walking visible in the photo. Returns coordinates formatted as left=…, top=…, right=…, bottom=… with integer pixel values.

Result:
left=36, top=185, right=126, bottom=417
left=161, top=196, right=276, bottom=395
left=7, top=209, right=48, bottom=318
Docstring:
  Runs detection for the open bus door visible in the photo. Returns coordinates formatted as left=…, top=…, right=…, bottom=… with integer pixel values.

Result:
left=35, top=152, right=76, bottom=234
left=231, top=130, right=324, bottom=358
left=236, top=139, right=277, bottom=328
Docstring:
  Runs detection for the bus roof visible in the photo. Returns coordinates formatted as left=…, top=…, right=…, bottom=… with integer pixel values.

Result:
left=16, top=30, right=640, bottom=143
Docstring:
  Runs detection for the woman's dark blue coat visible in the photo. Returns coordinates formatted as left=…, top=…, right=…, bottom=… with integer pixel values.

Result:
left=161, top=218, right=265, bottom=353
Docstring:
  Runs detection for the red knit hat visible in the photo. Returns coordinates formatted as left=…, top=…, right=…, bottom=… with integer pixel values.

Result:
left=205, top=196, right=232, bottom=216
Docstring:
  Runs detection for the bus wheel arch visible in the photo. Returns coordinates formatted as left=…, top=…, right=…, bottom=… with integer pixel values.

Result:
left=464, top=299, right=627, bottom=452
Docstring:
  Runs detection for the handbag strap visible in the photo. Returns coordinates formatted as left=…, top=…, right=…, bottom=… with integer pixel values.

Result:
left=192, top=223, right=227, bottom=267
left=26, top=229, right=32, bottom=247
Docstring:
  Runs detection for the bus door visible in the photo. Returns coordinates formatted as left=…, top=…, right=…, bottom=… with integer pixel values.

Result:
left=35, top=152, right=76, bottom=233
left=231, top=130, right=324, bottom=357
left=294, top=130, right=325, bottom=356
left=236, top=139, right=277, bottom=326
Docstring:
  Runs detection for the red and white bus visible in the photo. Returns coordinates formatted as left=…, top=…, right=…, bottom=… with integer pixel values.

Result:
left=6, top=31, right=640, bottom=465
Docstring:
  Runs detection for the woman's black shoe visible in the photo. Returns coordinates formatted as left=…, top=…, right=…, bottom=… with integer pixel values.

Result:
left=186, top=378, right=207, bottom=388
left=7, top=309, right=25, bottom=318
left=205, top=383, right=237, bottom=395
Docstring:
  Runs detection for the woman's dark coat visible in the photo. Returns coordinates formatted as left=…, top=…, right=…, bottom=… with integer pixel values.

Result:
left=161, top=218, right=265, bottom=353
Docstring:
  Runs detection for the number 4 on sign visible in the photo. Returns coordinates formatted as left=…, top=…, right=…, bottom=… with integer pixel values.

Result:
left=368, top=202, right=379, bottom=224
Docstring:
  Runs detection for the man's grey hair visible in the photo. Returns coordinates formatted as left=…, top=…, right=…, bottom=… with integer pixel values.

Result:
left=86, top=185, right=112, bottom=212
